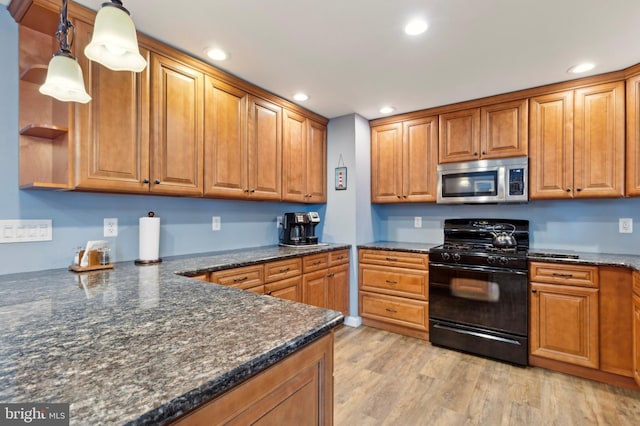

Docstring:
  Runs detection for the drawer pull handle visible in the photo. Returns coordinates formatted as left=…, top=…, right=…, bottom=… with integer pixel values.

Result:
left=233, top=276, right=248, bottom=283
left=386, top=257, right=398, bottom=262
left=551, top=273, right=574, bottom=278
left=327, top=273, right=335, bottom=278
left=385, top=280, right=398, bottom=285
left=279, top=267, right=290, bottom=273
left=385, top=308, right=398, bottom=313
left=312, top=261, right=322, bottom=265
left=336, top=256, right=345, bottom=260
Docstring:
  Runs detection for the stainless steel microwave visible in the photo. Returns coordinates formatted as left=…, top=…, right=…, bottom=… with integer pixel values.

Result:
left=436, top=157, right=528, bottom=204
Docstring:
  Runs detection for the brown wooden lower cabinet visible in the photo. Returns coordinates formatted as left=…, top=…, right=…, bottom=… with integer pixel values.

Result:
left=302, top=250, right=350, bottom=316
left=529, top=262, right=638, bottom=390
left=358, top=248, right=429, bottom=340
left=171, top=332, right=334, bottom=425
left=633, top=293, right=640, bottom=387
left=265, top=276, right=301, bottom=302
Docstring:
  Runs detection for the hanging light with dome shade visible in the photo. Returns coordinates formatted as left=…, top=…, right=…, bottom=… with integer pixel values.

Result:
left=39, top=0, right=91, bottom=104
left=84, top=0, right=147, bottom=72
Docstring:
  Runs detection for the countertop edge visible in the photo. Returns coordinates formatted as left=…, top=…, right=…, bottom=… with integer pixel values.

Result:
left=132, top=314, right=344, bottom=425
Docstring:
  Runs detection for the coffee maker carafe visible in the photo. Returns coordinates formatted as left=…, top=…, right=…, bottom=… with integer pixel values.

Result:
left=280, top=212, right=320, bottom=246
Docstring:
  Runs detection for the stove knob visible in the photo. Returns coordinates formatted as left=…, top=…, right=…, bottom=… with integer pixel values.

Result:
left=452, top=253, right=461, bottom=262
left=487, top=256, right=496, bottom=264
left=441, top=252, right=450, bottom=261
left=499, top=257, right=509, bottom=265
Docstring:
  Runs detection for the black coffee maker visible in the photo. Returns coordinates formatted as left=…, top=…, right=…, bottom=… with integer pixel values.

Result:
left=280, top=212, right=320, bottom=246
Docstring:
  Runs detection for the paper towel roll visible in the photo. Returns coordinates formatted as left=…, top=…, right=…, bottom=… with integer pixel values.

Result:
left=139, top=216, right=160, bottom=261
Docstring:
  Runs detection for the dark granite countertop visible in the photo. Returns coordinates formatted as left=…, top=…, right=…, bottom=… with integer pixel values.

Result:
left=358, top=241, right=640, bottom=272
left=0, top=244, right=348, bottom=425
left=357, top=241, right=440, bottom=254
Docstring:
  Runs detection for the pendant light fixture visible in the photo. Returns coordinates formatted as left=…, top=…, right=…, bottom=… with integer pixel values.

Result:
left=39, top=0, right=91, bottom=103
left=84, top=0, right=147, bottom=72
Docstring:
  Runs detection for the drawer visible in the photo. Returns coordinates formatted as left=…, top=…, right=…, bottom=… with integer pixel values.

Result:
left=634, top=271, right=640, bottom=297
left=359, top=292, right=428, bottom=331
left=209, top=265, right=264, bottom=290
left=264, top=258, right=302, bottom=283
left=359, top=249, right=428, bottom=270
left=529, top=262, right=598, bottom=288
left=303, top=253, right=329, bottom=273
left=359, top=265, right=428, bottom=300
left=329, top=249, right=350, bottom=266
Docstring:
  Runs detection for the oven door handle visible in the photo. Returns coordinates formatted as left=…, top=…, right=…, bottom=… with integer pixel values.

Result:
left=432, top=323, right=522, bottom=346
left=429, top=262, right=528, bottom=276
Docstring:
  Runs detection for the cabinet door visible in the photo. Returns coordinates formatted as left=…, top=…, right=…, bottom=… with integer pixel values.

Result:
left=282, top=109, right=307, bottom=202
left=573, top=81, right=625, bottom=198
left=481, top=99, right=528, bottom=159
left=204, top=76, right=247, bottom=198
left=530, top=282, right=599, bottom=368
left=150, top=54, right=204, bottom=196
left=303, top=269, right=329, bottom=309
left=633, top=294, right=640, bottom=386
left=371, top=123, right=402, bottom=202
left=329, top=263, right=350, bottom=316
left=403, top=116, right=438, bottom=202
left=627, top=74, right=640, bottom=196
left=306, top=119, right=327, bottom=203
left=529, top=91, right=574, bottom=199
left=74, top=19, right=150, bottom=192
left=438, top=108, right=480, bottom=163
left=599, top=267, right=633, bottom=377
left=265, top=276, right=301, bottom=302
left=247, top=96, right=281, bottom=200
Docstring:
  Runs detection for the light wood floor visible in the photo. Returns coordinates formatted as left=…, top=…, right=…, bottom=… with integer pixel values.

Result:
left=333, top=325, right=640, bottom=426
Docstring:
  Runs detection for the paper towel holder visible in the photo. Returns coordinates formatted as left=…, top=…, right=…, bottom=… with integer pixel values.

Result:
left=135, top=211, right=162, bottom=266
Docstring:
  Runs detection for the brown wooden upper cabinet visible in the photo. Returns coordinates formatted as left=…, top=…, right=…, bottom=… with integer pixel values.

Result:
left=150, top=54, right=205, bottom=196
left=282, top=109, right=327, bottom=203
left=371, top=116, right=438, bottom=203
left=529, top=82, right=625, bottom=199
left=204, top=77, right=282, bottom=201
left=627, top=73, right=640, bottom=196
left=73, top=18, right=151, bottom=193
left=438, top=99, right=528, bottom=163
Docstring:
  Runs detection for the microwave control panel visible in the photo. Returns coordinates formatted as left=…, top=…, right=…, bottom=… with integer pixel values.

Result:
left=508, top=168, right=525, bottom=196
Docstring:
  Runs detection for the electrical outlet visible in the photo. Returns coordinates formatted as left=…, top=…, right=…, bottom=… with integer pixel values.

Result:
left=104, top=218, right=118, bottom=237
left=414, top=216, right=422, bottom=228
left=212, top=216, right=221, bottom=231
left=277, top=216, right=283, bottom=229
left=619, top=218, right=633, bottom=233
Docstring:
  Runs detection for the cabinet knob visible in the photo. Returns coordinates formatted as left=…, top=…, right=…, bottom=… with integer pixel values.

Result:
left=532, top=289, right=537, bottom=293
left=250, top=189, right=255, bottom=193
left=244, top=188, right=250, bottom=192
left=397, top=195, right=402, bottom=199
left=143, top=179, right=149, bottom=184
left=154, top=179, right=160, bottom=184
left=566, top=188, right=571, bottom=192
left=473, top=152, right=478, bottom=156
left=576, top=188, right=582, bottom=192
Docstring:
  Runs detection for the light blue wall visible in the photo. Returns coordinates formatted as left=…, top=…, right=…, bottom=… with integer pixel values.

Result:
left=0, top=8, right=322, bottom=275
left=373, top=198, right=640, bottom=255
left=324, top=113, right=373, bottom=318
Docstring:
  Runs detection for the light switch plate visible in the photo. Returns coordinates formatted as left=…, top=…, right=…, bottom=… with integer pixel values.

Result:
left=414, top=216, right=422, bottom=228
left=0, top=219, right=52, bottom=243
left=619, top=218, right=633, bottom=233
left=212, top=216, right=221, bottom=231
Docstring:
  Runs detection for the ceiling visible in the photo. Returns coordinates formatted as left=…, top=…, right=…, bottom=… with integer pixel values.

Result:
left=4, top=0, right=640, bottom=120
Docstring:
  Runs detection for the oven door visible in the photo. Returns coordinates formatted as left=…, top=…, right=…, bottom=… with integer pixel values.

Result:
left=428, top=262, right=528, bottom=336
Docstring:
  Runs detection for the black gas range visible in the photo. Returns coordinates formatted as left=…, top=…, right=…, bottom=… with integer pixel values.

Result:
left=429, top=218, right=530, bottom=366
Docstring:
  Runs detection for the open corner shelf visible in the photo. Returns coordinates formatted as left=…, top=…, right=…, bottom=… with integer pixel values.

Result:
left=20, top=64, right=48, bottom=85
left=19, top=124, right=68, bottom=139
left=19, top=182, right=72, bottom=191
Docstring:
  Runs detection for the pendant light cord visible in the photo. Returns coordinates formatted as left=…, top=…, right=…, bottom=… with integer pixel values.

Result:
left=56, top=0, right=75, bottom=56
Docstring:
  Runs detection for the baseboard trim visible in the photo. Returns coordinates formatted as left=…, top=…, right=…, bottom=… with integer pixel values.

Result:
left=343, top=316, right=362, bottom=327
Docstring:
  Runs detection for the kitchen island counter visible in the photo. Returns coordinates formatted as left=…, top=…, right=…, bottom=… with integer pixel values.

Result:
left=0, top=244, right=346, bottom=424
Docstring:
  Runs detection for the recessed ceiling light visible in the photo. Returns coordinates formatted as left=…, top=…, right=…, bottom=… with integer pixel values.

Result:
left=206, top=48, right=228, bottom=61
left=293, top=92, right=309, bottom=101
left=567, top=63, right=595, bottom=74
left=379, top=106, right=396, bottom=114
left=404, top=18, right=428, bottom=36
